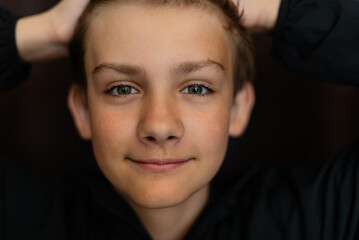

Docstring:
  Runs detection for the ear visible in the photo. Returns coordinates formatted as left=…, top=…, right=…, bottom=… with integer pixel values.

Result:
left=229, top=82, right=255, bottom=137
left=67, top=84, right=92, bottom=140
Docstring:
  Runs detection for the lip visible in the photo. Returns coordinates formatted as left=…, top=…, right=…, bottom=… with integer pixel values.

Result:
left=127, top=158, right=192, bottom=172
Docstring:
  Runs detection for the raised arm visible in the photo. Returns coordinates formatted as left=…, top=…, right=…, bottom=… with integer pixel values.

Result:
left=238, top=0, right=359, bottom=86
left=0, top=0, right=89, bottom=92
left=0, top=6, right=29, bottom=92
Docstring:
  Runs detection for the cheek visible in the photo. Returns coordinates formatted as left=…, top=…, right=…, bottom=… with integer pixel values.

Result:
left=88, top=102, right=138, bottom=161
left=185, top=103, right=231, bottom=172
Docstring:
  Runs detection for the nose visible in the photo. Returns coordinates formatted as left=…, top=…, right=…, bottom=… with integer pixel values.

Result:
left=137, top=95, right=184, bottom=146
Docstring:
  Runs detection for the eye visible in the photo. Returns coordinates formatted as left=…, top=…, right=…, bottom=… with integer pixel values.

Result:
left=106, top=85, right=139, bottom=97
left=182, top=84, right=213, bottom=96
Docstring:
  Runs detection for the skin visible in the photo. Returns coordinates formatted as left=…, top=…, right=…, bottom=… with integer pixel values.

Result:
left=235, top=0, right=281, bottom=32
left=68, top=3, right=255, bottom=240
left=16, top=0, right=89, bottom=62
left=14, top=0, right=280, bottom=62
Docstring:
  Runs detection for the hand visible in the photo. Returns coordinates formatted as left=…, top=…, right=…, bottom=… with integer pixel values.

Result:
left=235, top=0, right=281, bottom=32
left=16, top=0, right=89, bottom=62
left=47, top=0, right=89, bottom=46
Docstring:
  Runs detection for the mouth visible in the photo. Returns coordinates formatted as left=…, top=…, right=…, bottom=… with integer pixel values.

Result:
left=127, top=158, right=193, bottom=172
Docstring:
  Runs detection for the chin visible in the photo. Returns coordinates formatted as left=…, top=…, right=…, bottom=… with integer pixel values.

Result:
left=122, top=184, right=194, bottom=209
left=96, top=155, right=211, bottom=209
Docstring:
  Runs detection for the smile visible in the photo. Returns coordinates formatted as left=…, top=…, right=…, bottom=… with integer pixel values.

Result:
left=127, top=158, right=192, bottom=172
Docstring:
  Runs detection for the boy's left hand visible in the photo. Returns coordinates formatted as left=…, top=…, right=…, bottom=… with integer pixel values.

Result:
left=235, top=0, right=281, bottom=32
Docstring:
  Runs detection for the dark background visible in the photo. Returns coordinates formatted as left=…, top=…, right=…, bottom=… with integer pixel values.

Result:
left=1, top=0, right=358, bottom=177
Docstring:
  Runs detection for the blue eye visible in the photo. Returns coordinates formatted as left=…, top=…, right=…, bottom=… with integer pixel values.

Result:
left=107, top=85, right=138, bottom=96
left=182, top=84, right=213, bottom=96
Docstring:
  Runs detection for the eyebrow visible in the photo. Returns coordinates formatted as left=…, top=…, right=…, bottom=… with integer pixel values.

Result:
left=93, top=63, right=146, bottom=77
left=92, top=59, right=225, bottom=77
left=172, top=59, right=225, bottom=75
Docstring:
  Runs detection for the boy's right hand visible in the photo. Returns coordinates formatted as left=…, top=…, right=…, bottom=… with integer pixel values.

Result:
left=16, top=0, right=89, bottom=62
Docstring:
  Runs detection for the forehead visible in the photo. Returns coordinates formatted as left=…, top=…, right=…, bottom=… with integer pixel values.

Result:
left=84, top=3, right=233, bottom=77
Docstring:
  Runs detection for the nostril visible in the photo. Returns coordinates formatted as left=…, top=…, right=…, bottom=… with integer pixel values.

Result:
left=146, top=136, right=156, bottom=142
left=144, top=136, right=177, bottom=143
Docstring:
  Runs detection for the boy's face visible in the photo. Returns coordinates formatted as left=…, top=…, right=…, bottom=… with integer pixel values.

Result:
left=69, top=3, right=254, bottom=209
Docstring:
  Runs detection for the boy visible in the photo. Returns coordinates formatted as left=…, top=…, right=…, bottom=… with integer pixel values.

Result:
left=1, top=0, right=359, bottom=240
left=67, top=1, right=255, bottom=239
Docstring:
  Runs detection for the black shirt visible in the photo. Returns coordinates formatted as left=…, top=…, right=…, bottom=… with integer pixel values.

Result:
left=1, top=0, right=359, bottom=239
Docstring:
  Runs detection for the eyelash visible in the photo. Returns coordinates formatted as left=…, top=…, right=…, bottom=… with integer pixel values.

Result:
left=105, top=82, right=214, bottom=97
left=181, top=82, right=214, bottom=97
left=105, top=84, right=139, bottom=97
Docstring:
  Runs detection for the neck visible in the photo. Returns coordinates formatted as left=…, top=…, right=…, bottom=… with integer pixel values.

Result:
left=129, top=185, right=209, bottom=240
